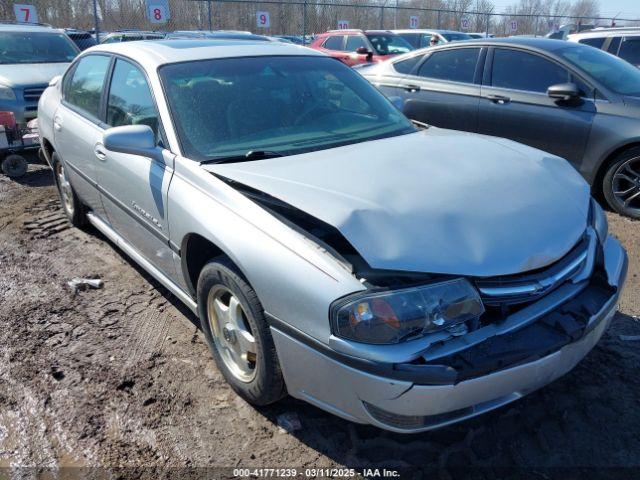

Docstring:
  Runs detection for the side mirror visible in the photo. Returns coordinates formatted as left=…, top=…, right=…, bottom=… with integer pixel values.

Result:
left=356, top=46, right=369, bottom=54
left=547, top=82, right=581, bottom=102
left=103, top=125, right=163, bottom=162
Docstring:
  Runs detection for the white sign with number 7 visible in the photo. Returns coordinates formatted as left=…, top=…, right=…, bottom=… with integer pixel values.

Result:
left=14, top=4, right=38, bottom=24
left=256, top=11, right=271, bottom=28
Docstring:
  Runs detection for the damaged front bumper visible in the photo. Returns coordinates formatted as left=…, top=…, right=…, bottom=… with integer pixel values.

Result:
left=270, top=236, right=627, bottom=433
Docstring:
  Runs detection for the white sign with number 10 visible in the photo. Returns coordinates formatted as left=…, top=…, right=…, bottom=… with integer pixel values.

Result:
left=14, top=4, right=38, bottom=24
left=256, top=11, right=271, bottom=28
left=337, top=20, right=350, bottom=30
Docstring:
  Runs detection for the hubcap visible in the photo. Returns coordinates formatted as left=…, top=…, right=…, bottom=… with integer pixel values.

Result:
left=56, top=163, right=74, bottom=216
left=206, top=286, right=257, bottom=383
left=612, top=156, right=640, bottom=214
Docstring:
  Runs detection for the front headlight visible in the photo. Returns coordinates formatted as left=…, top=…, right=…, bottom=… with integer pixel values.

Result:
left=0, top=85, right=16, bottom=101
left=591, top=199, right=608, bottom=244
left=331, top=278, right=484, bottom=345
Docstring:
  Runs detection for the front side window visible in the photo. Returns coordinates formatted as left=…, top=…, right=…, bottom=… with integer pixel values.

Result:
left=107, top=59, right=158, bottom=137
left=64, top=55, right=111, bottom=119
left=0, top=31, right=78, bottom=65
left=398, top=33, right=420, bottom=49
left=346, top=35, right=367, bottom=52
left=619, top=37, right=640, bottom=66
left=323, top=36, right=344, bottom=51
left=578, top=37, right=605, bottom=49
left=558, top=45, right=640, bottom=96
left=418, top=48, right=480, bottom=83
left=491, top=49, right=568, bottom=93
left=365, top=34, right=413, bottom=55
left=160, top=55, right=415, bottom=161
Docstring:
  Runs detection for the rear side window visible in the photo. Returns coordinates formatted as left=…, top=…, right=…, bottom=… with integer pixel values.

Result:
left=417, top=48, right=480, bottom=83
left=323, top=36, right=344, bottom=51
left=106, top=59, right=158, bottom=137
left=392, top=54, right=422, bottom=74
left=578, top=37, right=605, bottom=49
left=607, top=36, right=622, bottom=54
left=346, top=35, right=367, bottom=51
left=64, top=54, right=111, bottom=119
left=491, top=49, right=569, bottom=93
left=619, top=37, right=640, bottom=66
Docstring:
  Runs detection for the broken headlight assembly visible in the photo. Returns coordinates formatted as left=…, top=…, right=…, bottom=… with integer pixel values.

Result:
left=590, top=198, right=608, bottom=244
left=331, top=279, right=485, bottom=345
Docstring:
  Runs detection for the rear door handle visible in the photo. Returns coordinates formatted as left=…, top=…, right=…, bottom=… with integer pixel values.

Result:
left=94, top=143, right=107, bottom=161
left=404, top=84, right=421, bottom=93
left=487, top=94, right=511, bottom=105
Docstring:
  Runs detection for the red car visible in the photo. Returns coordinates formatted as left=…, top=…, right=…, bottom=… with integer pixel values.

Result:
left=310, top=29, right=414, bottom=66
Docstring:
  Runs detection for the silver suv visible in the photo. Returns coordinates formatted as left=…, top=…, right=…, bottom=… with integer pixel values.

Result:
left=568, top=27, right=640, bottom=68
left=0, top=23, right=78, bottom=126
left=38, top=40, right=627, bottom=433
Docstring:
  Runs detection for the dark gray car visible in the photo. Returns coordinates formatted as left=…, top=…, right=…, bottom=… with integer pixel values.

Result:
left=358, top=38, right=640, bottom=219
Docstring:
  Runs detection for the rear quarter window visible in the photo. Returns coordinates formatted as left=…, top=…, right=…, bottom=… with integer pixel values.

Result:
left=578, top=37, right=606, bottom=49
left=323, top=35, right=344, bottom=51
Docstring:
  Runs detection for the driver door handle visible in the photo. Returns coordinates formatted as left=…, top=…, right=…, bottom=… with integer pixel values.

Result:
left=94, top=143, right=107, bottom=161
left=487, top=94, right=511, bottom=105
left=53, top=115, right=62, bottom=131
left=405, top=84, right=421, bottom=93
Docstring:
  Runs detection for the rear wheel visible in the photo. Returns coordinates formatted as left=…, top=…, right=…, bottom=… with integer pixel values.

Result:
left=603, top=147, right=640, bottom=219
left=197, top=260, right=286, bottom=405
left=1, top=154, right=28, bottom=178
left=52, top=152, right=87, bottom=227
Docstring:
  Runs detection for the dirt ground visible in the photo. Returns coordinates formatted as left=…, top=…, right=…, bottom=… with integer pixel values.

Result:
left=1, top=165, right=639, bottom=479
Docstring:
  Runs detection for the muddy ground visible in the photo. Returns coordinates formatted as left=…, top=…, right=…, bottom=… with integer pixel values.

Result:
left=1, top=165, right=639, bottom=479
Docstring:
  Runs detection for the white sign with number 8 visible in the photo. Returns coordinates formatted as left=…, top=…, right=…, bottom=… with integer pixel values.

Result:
left=148, top=4, right=167, bottom=23
left=13, top=4, right=38, bottom=24
left=256, top=11, right=271, bottom=28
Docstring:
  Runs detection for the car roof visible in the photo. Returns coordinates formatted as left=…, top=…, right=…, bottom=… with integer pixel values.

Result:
left=84, top=39, right=324, bottom=69
left=568, top=27, right=640, bottom=39
left=392, top=29, right=466, bottom=34
left=0, top=23, right=62, bottom=33
left=435, top=36, right=577, bottom=51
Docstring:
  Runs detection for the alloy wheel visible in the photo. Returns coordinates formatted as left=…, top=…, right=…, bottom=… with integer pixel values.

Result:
left=56, top=162, right=75, bottom=216
left=612, top=156, right=640, bottom=215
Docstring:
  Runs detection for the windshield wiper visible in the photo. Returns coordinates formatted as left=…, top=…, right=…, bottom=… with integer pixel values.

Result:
left=201, top=150, right=284, bottom=165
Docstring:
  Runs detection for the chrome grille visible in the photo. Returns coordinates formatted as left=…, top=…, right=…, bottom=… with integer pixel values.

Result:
left=23, top=86, right=47, bottom=102
left=476, top=234, right=595, bottom=306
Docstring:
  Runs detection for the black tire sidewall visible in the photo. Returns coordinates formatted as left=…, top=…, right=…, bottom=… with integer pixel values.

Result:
left=603, top=147, right=640, bottom=220
left=197, top=260, right=285, bottom=406
left=1, top=154, right=28, bottom=178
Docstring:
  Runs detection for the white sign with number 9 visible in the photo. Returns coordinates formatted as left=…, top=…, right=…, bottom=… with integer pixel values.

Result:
left=13, top=4, right=38, bottom=24
left=256, top=11, right=271, bottom=28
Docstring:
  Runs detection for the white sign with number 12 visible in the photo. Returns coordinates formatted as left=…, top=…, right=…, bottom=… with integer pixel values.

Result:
left=256, top=11, right=270, bottom=28
left=14, top=4, right=38, bottom=24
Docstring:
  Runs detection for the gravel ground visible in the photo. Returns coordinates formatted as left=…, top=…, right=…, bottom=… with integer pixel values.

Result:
left=1, top=165, right=639, bottom=479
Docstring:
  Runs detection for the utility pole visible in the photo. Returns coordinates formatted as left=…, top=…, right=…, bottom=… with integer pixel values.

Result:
left=92, top=0, right=100, bottom=42
left=207, top=0, right=212, bottom=31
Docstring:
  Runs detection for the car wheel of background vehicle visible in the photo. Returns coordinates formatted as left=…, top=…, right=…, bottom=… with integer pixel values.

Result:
left=603, top=147, right=640, bottom=220
left=52, top=152, right=87, bottom=227
left=1, top=154, right=28, bottom=178
left=197, top=259, right=286, bottom=406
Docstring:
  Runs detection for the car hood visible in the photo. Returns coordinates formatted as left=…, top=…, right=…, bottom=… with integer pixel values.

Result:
left=0, top=63, right=70, bottom=88
left=204, top=129, right=590, bottom=277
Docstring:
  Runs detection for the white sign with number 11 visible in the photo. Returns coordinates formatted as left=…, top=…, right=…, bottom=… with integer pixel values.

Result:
left=14, top=4, right=38, bottom=24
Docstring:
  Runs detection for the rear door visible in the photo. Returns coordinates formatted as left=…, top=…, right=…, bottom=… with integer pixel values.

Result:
left=397, top=47, right=483, bottom=132
left=95, top=57, right=176, bottom=277
left=478, top=47, right=596, bottom=165
left=54, top=53, right=111, bottom=216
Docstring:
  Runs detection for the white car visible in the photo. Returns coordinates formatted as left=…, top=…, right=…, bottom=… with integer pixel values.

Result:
left=568, top=27, right=640, bottom=67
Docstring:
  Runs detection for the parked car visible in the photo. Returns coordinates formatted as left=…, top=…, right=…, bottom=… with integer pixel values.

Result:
left=359, top=37, right=640, bottom=219
left=546, top=23, right=596, bottom=40
left=99, top=31, right=165, bottom=43
left=392, top=29, right=472, bottom=48
left=310, top=29, right=413, bottom=66
left=468, top=32, right=494, bottom=39
left=273, top=35, right=304, bottom=45
left=0, top=23, right=79, bottom=126
left=64, top=28, right=97, bottom=50
left=568, top=28, right=640, bottom=68
left=38, top=39, right=627, bottom=433
left=166, top=30, right=273, bottom=42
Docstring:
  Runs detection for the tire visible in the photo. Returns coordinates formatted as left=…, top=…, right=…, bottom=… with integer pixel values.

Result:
left=197, top=259, right=286, bottom=406
left=52, top=152, right=87, bottom=227
left=603, top=147, right=640, bottom=220
left=1, top=154, right=28, bottom=178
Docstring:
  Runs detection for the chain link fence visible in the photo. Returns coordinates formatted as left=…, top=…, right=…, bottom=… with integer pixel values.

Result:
left=1, top=0, right=639, bottom=39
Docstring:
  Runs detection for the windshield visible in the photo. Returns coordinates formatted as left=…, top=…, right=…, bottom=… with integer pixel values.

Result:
left=0, top=31, right=78, bottom=64
left=557, top=45, right=640, bottom=97
left=442, top=32, right=472, bottom=42
left=365, top=34, right=413, bottom=55
left=160, top=56, right=415, bottom=161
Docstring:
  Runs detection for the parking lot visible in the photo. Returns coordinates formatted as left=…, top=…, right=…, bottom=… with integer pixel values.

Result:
left=1, top=164, right=639, bottom=475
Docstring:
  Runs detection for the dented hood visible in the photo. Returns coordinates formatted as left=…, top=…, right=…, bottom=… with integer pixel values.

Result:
left=203, top=129, right=591, bottom=277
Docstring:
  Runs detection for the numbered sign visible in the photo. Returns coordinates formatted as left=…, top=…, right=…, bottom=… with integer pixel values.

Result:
left=509, top=20, right=518, bottom=32
left=409, top=16, right=418, bottom=29
left=256, top=11, right=270, bottom=28
left=148, top=4, right=168, bottom=24
left=461, top=18, right=470, bottom=30
left=337, top=20, right=349, bottom=30
left=13, top=4, right=38, bottom=24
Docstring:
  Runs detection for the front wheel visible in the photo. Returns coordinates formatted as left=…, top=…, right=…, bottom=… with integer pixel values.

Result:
left=197, top=260, right=286, bottom=405
left=603, top=147, right=640, bottom=220
left=52, top=152, right=87, bottom=227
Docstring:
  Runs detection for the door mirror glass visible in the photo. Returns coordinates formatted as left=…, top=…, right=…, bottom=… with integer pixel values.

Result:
left=547, top=82, right=581, bottom=101
left=103, top=125, right=163, bottom=162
